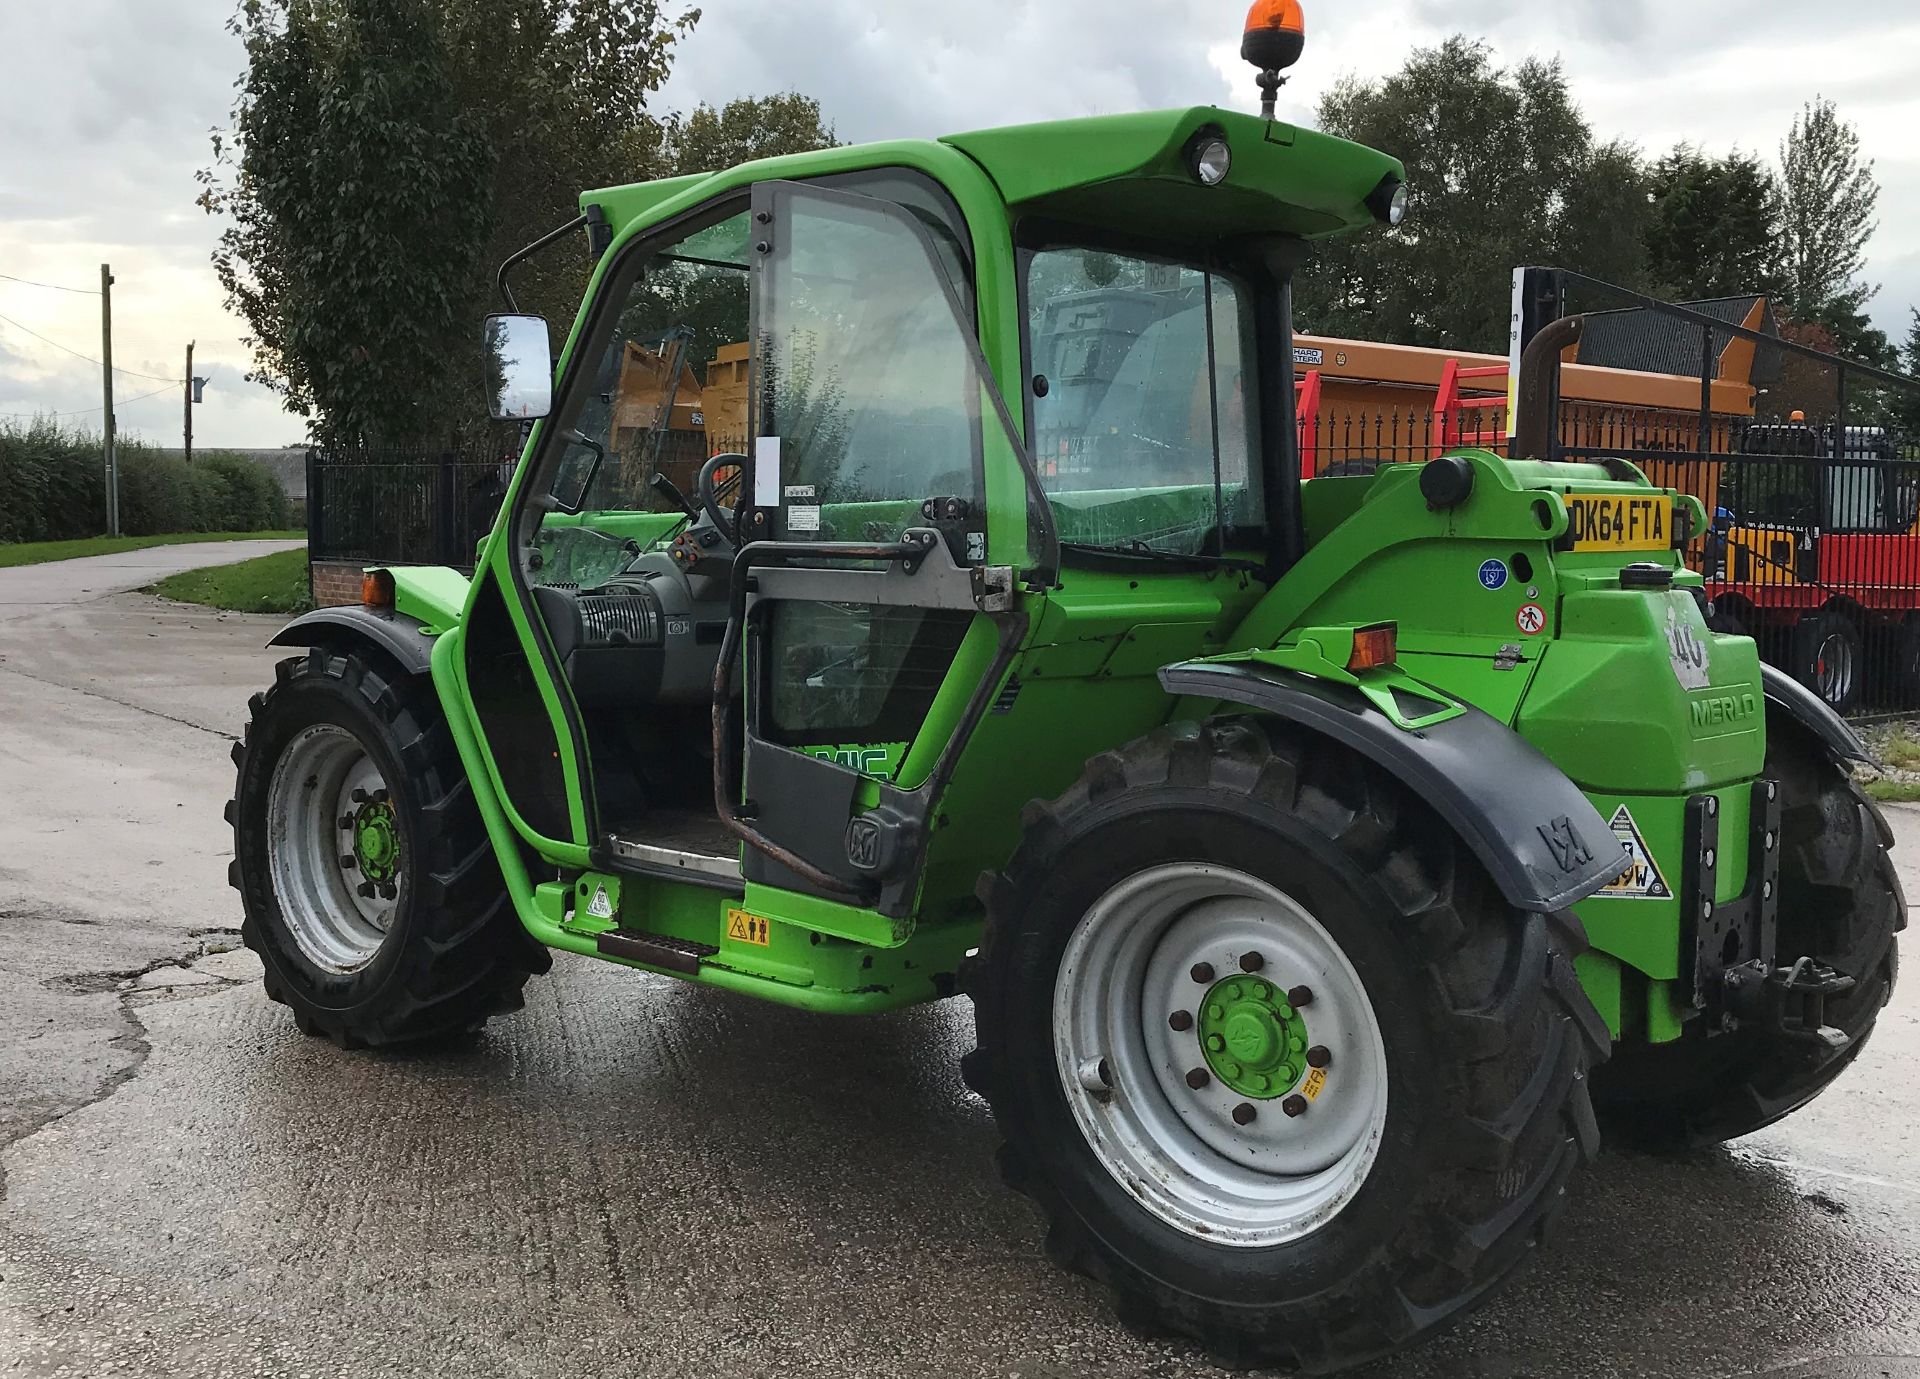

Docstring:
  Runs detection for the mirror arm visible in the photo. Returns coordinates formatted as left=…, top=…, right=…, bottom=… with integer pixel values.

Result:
left=496, top=213, right=589, bottom=312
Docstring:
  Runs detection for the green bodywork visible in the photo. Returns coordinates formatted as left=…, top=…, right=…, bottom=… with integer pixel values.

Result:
left=346, top=106, right=1768, bottom=1047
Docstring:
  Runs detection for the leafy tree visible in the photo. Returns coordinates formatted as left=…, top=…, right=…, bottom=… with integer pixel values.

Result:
left=204, top=0, right=698, bottom=448
left=1643, top=147, right=1782, bottom=301
left=1778, top=97, right=1879, bottom=325
left=200, top=0, right=495, bottom=446
left=1892, top=308, right=1920, bottom=441
left=1294, top=37, right=1649, bottom=353
left=659, top=92, right=840, bottom=175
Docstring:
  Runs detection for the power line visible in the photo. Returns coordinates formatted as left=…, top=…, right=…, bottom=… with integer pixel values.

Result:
left=0, top=309, right=181, bottom=383
left=1, top=382, right=178, bottom=421
left=0, top=270, right=101, bottom=296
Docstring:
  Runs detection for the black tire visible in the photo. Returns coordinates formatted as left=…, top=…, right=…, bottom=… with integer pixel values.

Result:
left=1789, top=608, right=1863, bottom=715
left=966, top=719, right=1608, bottom=1372
left=1704, top=598, right=1748, bottom=637
left=227, top=646, right=549, bottom=1047
left=1590, top=714, right=1902, bottom=1149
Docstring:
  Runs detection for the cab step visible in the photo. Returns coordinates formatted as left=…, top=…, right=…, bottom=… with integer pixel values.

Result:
left=595, top=929, right=719, bottom=975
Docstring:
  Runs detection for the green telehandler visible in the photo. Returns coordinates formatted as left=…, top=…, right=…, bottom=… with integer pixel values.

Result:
left=229, top=3, right=1901, bottom=1368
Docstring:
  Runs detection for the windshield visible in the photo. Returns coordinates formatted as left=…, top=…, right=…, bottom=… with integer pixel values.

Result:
left=1026, top=247, right=1261, bottom=558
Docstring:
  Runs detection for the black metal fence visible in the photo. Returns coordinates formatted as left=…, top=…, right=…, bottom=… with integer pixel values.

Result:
left=308, top=444, right=519, bottom=571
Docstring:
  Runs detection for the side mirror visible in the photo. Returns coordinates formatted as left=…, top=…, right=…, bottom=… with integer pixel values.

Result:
left=483, top=313, right=553, bottom=421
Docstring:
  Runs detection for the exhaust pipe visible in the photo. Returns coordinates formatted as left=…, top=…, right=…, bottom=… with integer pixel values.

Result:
left=1513, top=314, right=1584, bottom=462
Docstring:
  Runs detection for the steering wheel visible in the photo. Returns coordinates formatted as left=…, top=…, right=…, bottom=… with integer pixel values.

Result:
left=698, top=452, right=747, bottom=543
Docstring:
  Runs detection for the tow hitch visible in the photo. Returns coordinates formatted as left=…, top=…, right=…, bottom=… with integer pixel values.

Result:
left=1684, top=778, right=1854, bottom=1056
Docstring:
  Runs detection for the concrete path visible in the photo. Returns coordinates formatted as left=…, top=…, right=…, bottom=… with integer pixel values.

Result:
left=0, top=538, right=303, bottom=623
left=0, top=578, right=1916, bottom=1377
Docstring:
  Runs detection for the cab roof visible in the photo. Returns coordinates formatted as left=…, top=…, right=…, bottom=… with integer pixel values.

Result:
left=583, top=107, right=1403, bottom=250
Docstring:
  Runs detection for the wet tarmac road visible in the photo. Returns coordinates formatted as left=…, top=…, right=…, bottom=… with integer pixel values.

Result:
left=1, top=560, right=1916, bottom=1378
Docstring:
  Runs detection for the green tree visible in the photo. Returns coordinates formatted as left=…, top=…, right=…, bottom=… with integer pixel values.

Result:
left=1643, top=147, right=1782, bottom=301
left=659, top=92, right=840, bottom=175
left=1295, top=37, right=1649, bottom=352
left=200, top=0, right=495, bottom=446
left=204, top=0, right=698, bottom=447
left=1778, top=97, right=1879, bottom=325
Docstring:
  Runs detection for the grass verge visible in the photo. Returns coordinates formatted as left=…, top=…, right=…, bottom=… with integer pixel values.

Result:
left=0, top=531, right=303, bottom=569
left=146, top=546, right=314, bottom=615
left=1864, top=778, right=1920, bottom=804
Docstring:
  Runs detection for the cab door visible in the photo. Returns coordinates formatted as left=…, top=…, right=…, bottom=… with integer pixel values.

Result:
left=725, top=180, right=1030, bottom=912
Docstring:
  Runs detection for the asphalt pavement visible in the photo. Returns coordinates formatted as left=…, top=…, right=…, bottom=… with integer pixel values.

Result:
left=0, top=542, right=1916, bottom=1379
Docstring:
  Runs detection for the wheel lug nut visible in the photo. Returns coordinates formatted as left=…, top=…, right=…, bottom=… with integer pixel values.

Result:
left=350, top=788, right=369, bottom=803
left=1282, top=1094, right=1309, bottom=1118
left=1306, top=1045, right=1332, bottom=1069
left=1185, top=1067, right=1210, bottom=1090
left=338, top=814, right=355, bottom=830
left=356, top=880, right=377, bottom=899
left=340, top=855, right=358, bottom=870
left=1231, top=1103, right=1257, bottom=1126
left=378, top=882, right=397, bottom=900
left=1205, top=1034, right=1225, bottom=1052
left=1190, top=962, right=1215, bottom=984
left=1287, top=985, right=1314, bottom=1007
left=1169, top=1010, right=1193, bottom=1032
left=1239, top=951, right=1265, bottom=973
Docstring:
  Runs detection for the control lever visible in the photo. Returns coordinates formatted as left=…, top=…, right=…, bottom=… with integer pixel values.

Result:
left=648, top=471, right=698, bottom=519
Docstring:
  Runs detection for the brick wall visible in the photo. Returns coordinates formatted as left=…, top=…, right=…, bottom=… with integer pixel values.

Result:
left=309, top=561, right=364, bottom=608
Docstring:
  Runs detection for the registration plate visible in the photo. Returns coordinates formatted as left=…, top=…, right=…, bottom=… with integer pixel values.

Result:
left=1564, top=492, right=1671, bottom=551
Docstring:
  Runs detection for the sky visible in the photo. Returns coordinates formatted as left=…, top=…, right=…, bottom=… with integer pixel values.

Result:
left=1, top=0, right=1916, bottom=449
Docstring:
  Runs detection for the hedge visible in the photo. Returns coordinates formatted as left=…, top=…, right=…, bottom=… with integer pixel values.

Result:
left=0, top=420, right=290, bottom=542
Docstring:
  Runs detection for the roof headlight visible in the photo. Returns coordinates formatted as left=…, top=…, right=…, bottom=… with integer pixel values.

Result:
left=1187, top=134, right=1232, bottom=187
left=1367, top=175, right=1409, bottom=226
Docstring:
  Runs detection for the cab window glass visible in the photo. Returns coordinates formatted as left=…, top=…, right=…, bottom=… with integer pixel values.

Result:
left=1027, top=249, right=1260, bottom=556
left=757, top=191, right=983, bottom=542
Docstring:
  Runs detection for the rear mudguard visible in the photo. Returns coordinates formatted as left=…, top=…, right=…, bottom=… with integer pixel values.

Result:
left=268, top=605, right=434, bottom=677
left=1761, top=662, right=1870, bottom=765
left=1160, top=658, right=1623, bottom=913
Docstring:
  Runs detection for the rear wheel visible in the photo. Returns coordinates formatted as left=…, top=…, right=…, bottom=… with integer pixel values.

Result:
left=1591, top=715, right=1902, bottom=1148
left=1790, top=608, right=1863, bottom=715
left=228, top=646, right=548, bottom=1047
left=968, top=720, right=1608, bottom=1371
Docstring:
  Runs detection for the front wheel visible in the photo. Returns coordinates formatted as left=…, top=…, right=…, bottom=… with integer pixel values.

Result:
left=228, top=646, right=548, bottom=1047
left=968, top=720, right=1608, bottom=1371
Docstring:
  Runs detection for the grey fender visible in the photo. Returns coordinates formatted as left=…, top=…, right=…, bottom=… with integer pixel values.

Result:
left=268, top=605, right=435, bottom=677
left=1160, top=660, right=1625, bottom=913
left=1760, top=662, right=1870, bottom=765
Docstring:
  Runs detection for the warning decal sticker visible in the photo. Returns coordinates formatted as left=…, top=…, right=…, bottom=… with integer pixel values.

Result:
left=726, top=908, right=771, bottom=946
left=586, top=883, right=615, bottom=920
left=1597, top=805, right=1671, bottom=900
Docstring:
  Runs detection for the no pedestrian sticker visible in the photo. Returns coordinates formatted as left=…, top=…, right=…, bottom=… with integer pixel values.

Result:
left=586, top=883, right=614, bottom=920
left=1478, top=558, right=1508, bottom=591
left=1598, top=805, right=1670, bottom=900
left=1515, top=602, right=1546, bottom=635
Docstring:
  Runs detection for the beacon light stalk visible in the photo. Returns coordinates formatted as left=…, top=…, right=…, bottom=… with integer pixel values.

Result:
left=1241, top=0, right=1306, bottom=117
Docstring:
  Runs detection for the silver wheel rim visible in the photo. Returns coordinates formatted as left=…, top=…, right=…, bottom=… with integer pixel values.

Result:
left=1815, top=632, right=1854, bottom=704
left=266, top=724, right=401, bottom=973
left=1052, top=863, right=1389, bottom=1247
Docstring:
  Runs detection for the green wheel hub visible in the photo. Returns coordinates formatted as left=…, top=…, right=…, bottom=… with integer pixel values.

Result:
left=352, top=800, right=401, bottom=885
left=1198, top=973, right=1309, bottom=1099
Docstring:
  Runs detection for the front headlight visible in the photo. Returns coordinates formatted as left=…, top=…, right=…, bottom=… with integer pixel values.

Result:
left=1366, top=175, right=1409, bottom=226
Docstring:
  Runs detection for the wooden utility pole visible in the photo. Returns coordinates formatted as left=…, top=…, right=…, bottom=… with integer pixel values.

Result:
left=100, top=263, right=118, bottom=536
left=183, top=340, right=195, bottom=463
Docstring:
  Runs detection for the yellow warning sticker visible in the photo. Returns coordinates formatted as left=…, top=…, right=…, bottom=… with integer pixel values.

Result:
left=725, top=908, right=771, bottom=947
left=1302, top=1067, right=1328, bottom=1102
